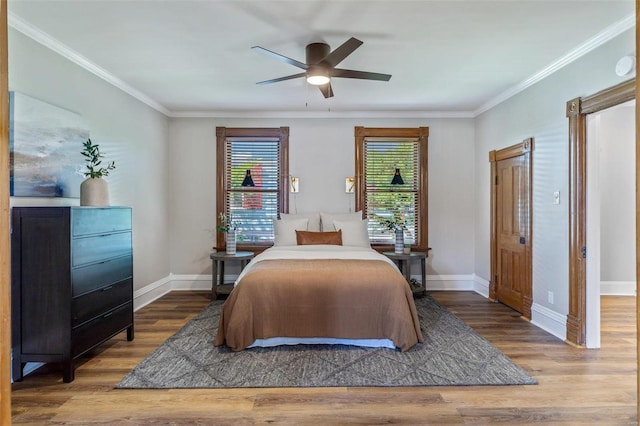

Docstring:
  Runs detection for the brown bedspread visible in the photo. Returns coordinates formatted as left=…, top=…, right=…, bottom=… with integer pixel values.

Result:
left=214, top=259, right=424, bottom=351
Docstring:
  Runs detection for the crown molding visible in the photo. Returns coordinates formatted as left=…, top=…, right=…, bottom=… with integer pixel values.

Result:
left=167, top=109, right=475, bottom=119
left=9, top=10, right=634, bottom=120
left=474, top=13, right=636, bottom=117
left=8, top=11, right=171, bottom=116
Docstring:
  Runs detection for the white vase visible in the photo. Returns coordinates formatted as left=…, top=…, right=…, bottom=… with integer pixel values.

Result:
left=80, top=177, right=110, bottom=206
left=226, top=230, right=237, bottom=255
left=395, top=228, right=404, bottom=254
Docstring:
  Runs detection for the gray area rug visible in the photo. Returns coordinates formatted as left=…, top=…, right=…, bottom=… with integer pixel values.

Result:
left=117, top=295, right=536, bottom=388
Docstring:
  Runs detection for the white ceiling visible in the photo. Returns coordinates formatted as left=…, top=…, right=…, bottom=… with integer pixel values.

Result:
left=8, top=0, right=636, bottom=117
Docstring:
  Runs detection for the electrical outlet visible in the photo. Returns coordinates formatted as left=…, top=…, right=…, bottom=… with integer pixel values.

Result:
left=553, top=191, right=560, bottom=205
left=548, top=291, right=554, bottom=304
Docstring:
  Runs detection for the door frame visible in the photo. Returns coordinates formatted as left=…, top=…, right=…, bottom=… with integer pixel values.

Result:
left=489, top=138, right=534, bottom=319
left=0, top=0, right=9, bottom=422
left=565, top=78, right=635, bottom=346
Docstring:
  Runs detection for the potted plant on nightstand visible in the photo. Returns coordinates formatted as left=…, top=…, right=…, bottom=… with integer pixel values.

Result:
left=374, top=212, right=408, bottom=254
left=80, top=138, right=116, bottom=206
left=217, top=212, right=240, bottom=255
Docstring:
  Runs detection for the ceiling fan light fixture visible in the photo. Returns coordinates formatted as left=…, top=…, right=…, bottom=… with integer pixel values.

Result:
left=306, top=74, right=330, bottom=86
left=306, top=65, right=330, bottom=85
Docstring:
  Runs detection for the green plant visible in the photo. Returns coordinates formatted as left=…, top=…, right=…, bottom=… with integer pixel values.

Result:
left=217, top=212, right=239, bottom=233
left=373, top=212, right=407, bottom=232
left=81, top=138, right=115, bottom=178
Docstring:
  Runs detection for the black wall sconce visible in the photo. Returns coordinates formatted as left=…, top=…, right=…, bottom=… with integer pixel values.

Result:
left=391, top=168, right=404, bottom=185
left=241, top=170, right=255, bottom=187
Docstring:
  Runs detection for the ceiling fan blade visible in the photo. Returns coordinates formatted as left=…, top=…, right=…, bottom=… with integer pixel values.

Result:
left=322, top=37, right=363, bottom=67
left=256, top=72, right=306, bottom=85
left=331, top=68, right=392, bottom=81
left=252, top=46, right=308, bottom=70
left=318, top=82, right=334, bottom=98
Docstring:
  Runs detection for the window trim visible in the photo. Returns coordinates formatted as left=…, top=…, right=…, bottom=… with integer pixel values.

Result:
left=216, top=126, right=289, bottom=251
left=355, top=126, right=429, bottom=252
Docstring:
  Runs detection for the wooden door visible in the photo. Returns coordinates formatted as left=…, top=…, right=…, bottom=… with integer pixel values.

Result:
left=490, top=139, right=532, bottom=319
left=496, top=155, right=527, bottom=313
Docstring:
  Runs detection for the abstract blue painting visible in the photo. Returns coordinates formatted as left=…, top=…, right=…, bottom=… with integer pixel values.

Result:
left=10, top=91, right=89, bottom=197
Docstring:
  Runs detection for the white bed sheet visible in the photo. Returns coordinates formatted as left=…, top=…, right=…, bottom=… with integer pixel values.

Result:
left=248, top=337, right=396, bottom=349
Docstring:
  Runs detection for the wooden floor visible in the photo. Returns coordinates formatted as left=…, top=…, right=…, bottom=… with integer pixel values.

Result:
left=11, top=291, right=637, bottom=425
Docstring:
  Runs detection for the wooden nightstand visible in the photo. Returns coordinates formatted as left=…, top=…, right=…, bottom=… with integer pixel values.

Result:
left=383, top=251, right=427, bottom=297
left=210, top=251, right=254, bottom=300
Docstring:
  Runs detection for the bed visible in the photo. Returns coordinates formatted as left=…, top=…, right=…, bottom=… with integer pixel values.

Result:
left=214, top=242, right=424, bottom=352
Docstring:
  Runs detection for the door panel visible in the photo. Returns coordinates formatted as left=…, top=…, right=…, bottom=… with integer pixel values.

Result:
left=496, top=155, right=528, bottom=314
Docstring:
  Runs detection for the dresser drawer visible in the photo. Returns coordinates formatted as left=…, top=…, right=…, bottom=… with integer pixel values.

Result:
left=72, top=232, right=132, bottom=267
left=72, top=255, right=132, bottom=297
left=72, top=302, right=132, bottom=357
left=72, top=279, right=132, bottom=327
left=71, top=208, right=131, bottom=237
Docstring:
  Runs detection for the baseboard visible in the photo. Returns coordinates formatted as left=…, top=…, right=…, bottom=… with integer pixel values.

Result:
left=136, top=272, right=568, bottom=347
left=530, top=302, right=566, bottom=341
left=472, top=274, right=490, bottom=298
left=138, top=274, right=569, bottom=345
left=169, top=274, right=211, bottom=291
left=133, top=274, right=216, bottom=311
left=600, top=281, right=636, bottom=296
left=10, top=360, right=45, bottom=384
left=134, top=273, right=481, bottom=309
left=133, top=275, right=173, bottom=311
left=419, top=274, right=476, bottom=291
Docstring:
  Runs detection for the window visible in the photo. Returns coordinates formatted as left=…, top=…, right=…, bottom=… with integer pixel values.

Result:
left=355, top=126, right=428, bottom=250
left=216, top=127, right=289, bottom=249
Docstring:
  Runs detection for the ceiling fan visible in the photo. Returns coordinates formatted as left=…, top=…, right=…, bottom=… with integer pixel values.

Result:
left=252, top=37, right=392, bottom=98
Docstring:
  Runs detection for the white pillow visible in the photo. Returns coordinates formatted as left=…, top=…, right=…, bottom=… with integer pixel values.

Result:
left=273, top=218, right=309, bottom=246
left=280, top=212, right=320, bottom=232
left=333, top=219, right=371, bottom=248
left=320, top=211, right=363, bottom=231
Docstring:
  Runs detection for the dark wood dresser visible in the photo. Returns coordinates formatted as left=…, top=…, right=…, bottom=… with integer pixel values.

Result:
left=11, top=206, right=134, bottom=382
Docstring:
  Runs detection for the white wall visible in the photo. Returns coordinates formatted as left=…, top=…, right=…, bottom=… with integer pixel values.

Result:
left=9, top=18, right=634, bottom=313
left=8, top=23, right=477, bottom=293
left=9, top=29, right=171, bottom=291
left=598, top=104, right=636, bottom=283
left=168, top=117, right=476, bottom=278
left=474, top=29, right=635, bottom=320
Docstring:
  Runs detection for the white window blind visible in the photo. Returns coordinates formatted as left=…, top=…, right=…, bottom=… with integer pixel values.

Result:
left=225, top=139, right=281, bottom=244
left=364, top=139, right=420, bottom=244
